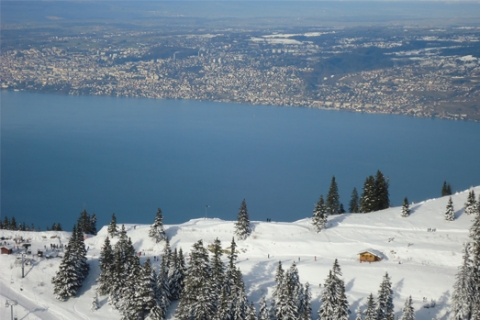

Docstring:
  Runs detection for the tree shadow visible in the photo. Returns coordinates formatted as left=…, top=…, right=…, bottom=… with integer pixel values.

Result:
left=350, top=297, right=364, bottom=318
left=76, top=255, right=100, bottom=298
left=243, top=260, right=277, bottom=303
left=455, top=208, right=465, bottom=220
left=392, top=278, right=404, bottom=299
left=166, top=225, right=180, bottom=240
left=345, top=278, right=356, bottom=292
left=413, top=290, right=450, bottom=320
left=409, top=203, right=423, bottom=215
left=328, top=213, right=351, bottom=228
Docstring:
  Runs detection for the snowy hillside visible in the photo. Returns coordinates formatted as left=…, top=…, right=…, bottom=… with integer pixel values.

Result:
left=1, top=187, right=479, bottom=320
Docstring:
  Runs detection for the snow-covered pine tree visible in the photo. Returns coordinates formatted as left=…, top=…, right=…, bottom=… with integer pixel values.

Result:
left=77, top=209, right=91, bottom=234
left=271, top=260, right=285, bottom=318
left=108, top=249, right=125, bottom=309
left=318, top=270, right=336, bottom=320
left=275, top=268, right=299, bottom=320
left=445, top=197, right=455, bottom=221
left=465, top=190, right=477, bottom=215
left=246, top=302, right=258, bottom=320
left=133, top=258, right=158, bottom=319
left=326, top=176, right=340, bottom=215
left=258, top=297, right=270, bottom=320
left=349, top=188, right=360, bottom=213
left=312, top=195, right=328, bottom=232
left=364, top=294, right=376, bottom=320
left=399, top=296, right=415, bottom=320
left=91, top=292, right=100, bottom=311
left=211, top=238, right=225, bottom=296
left=214, top=286, right=233, bottom=320
left=300, top=283, right=312, bottom=320
left=376, top=272, right=394, bottom=320
left=355, top=307, right=363, bottom=320
left=90, top=213, right=97, bottom=235
left=149, top=208, right=166, bottom=243
left=335, top=281, right=350, bottom=320
left=97, top=236, right=115, bottom=295
left=52, top=226, right=81, bottom=301
left=176, top=240, right=216, bottom=320
left=73, top=225, right=89, bottom=280
left=108, top=213, right=118, bottom=237
left=119, top=255, right=142, bottom=320
left=157, top=252, right=172, bottom=316
left=401, top=197, right=411, bottom=217
left=145, top=303, right=165, bottom=320
left=234, top=199, right=251, bottom=240
left=233, top=287, right=249, bottom=320
left=166, top=247, right=186, bottom=303
left=375, top=170, right=390, bottom=210
left=451, top=244, right=475, bottom=320
left=360, top=176, right=376, bottom=213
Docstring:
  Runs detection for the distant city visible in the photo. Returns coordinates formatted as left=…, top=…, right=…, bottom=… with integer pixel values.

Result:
left=1, top=4, right=480, bottom=121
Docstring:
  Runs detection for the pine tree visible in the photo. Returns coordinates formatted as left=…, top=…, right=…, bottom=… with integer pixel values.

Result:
left=375, top=170, right=390, bottom=210
left=465, top=190, right=477, bottom=215
left=399, top=296, right=415, bottom=320
left=211, top=238, right=225, bottom=296
left=119, top=255, right=142, bottom=320
left=326, top=176, right=340, bottom=215
left=312, top=195, right=328, bottom=232
left=73, top=225, right=89, bottom=279
left=339, top=203, right=346, bottom=214
left=234, top=199, right=251, bottom=240
left=108, top=213, right=118, bottom=238
left=134, top=258, right=158, bottom=319
left=451, top=203, right=480, bottom=320
left=401, top=197, right=411, bottom=218
left=90, top=213, right=97, bottom=235
left=77, top=209, right=91, bottom=234
left=176, top=240, right=216, bottom=320
left=149, top=208, right=166, bottom=243
left=360, top=176, right=376, bottom=213
left=97, top=236, right=115, bottom=295
left=363, top=294, right=376, bottom=320
left=91, top=292, right=100, bottom=311
left=168, top=248, right=185, bottom=301
left=246, top=302, right=258, bottom=320
left=145, top=303, right=165, bottom=320
left=258, top=297, right=270, bottom=320
left=301, top=283, right=312, bottom=320
left=376, top=273, right=394, bottom=320
left=52, top=225, right=82, bottom=301
left=445, top=197, right=455, bottom=221
left=442, top=181, right=452, bottom=196
left=318, top=270, right=336, bottom=320
left=355, top=307, right=363, bottom=320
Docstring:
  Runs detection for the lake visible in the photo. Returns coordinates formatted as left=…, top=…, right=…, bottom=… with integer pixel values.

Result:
left=1, top=91, right=479, bottom=230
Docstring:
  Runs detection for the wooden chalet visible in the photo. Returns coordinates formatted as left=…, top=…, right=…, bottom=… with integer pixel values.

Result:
left=358, top=249, right=383, bottom=262
left=1, top=246, right=13, bottom=255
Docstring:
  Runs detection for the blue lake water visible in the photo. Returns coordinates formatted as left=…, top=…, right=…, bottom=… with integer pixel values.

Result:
left=1, top=91, right=479, bottom=230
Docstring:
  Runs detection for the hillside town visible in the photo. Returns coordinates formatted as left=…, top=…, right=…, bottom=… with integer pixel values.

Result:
left=2, top=26, right=480, bottom=121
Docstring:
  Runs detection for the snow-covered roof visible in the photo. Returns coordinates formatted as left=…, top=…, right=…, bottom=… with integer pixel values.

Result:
left=358, top=248, right=385, bottom=258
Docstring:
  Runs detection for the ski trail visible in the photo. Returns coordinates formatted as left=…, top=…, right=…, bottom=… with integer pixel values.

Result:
left=0, top=278, right=63, bottom=320
left=73, top=297, right=90, bottom=320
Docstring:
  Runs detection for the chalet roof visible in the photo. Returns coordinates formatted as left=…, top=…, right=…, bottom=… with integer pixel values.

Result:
left=358, top=249, right=385, bottom=259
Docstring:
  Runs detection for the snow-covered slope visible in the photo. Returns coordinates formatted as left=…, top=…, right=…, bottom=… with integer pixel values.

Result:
left=1, top=187, right=479, bottom=320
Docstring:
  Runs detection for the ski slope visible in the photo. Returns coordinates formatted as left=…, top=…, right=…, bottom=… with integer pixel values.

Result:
left=1, top=186, right=479, bottom=320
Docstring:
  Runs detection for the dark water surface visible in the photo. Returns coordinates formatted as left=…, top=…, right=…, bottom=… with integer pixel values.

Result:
left=1, top=91, right=479, bottom=229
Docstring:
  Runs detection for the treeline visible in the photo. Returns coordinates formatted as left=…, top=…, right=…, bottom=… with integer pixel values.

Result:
left=0, top=209, right=97, bottom=234
left=312, top=171, right=390, bottom=232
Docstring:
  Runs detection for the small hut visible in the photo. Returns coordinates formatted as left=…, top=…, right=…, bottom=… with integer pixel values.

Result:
left=358, top=249, right=383, bottom=262
left=1, top=246, right=13, bottom=255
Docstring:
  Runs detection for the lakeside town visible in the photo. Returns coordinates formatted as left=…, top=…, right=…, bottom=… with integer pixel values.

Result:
left=2, top=24, right=480, bottom=121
